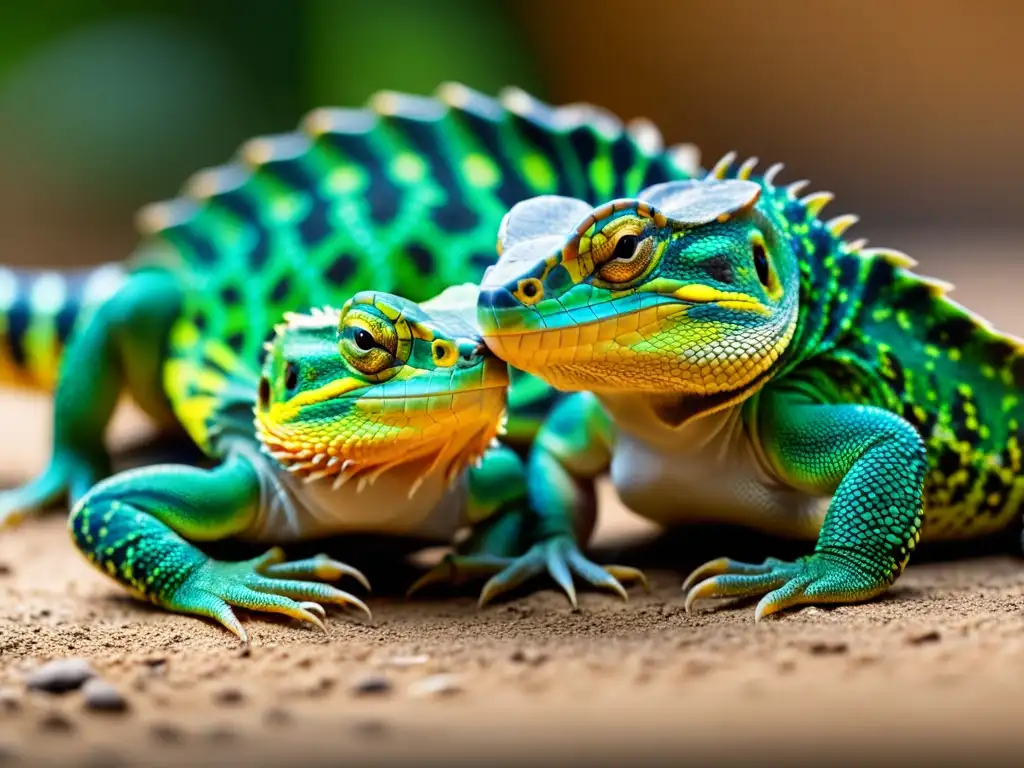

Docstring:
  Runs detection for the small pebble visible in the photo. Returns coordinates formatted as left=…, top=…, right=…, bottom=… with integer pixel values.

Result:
left=907, top=629, right=941, bottom=645
left=808, top=641, right=848, bottom=656
left=0, top=563, right=12, bottom=576
left=384, top=654, right=430, bottom=668
left=351, top=674, right=392, bottom=696
left=82, top=678, right=128, bottom=713
left=212, top=687, right=245, bottom=706
left=510, top=648, right=548, bottom=666
left=26, top=659, right=96, bottom=693
left=142, top=658, right=168, bottom=675
left=408, top=674, right=462, bottom=698
left=38, top=710, right=74, bottom=733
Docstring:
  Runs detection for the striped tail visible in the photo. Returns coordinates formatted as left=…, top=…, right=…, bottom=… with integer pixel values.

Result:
left=0, top=264, right=126, bottom=391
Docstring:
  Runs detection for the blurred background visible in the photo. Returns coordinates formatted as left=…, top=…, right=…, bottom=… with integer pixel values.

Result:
left=0, top=0, right=1022, bottom=323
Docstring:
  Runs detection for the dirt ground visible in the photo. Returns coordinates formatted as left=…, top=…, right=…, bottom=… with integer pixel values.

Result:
left=4, top=237, right=1024, bottom=767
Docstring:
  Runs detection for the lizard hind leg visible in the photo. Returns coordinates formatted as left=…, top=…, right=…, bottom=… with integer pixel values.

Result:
left=0, top=270, right=182, bottom=529
left=68, top=454, right=371, bottom=643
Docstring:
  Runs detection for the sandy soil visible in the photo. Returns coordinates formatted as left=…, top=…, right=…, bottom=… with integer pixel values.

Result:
left=1, top=395, right=1024, bottom=767
left=4, top=237, right=1024, bottom=768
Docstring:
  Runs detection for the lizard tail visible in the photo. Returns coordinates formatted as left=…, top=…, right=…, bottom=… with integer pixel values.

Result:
left=0, top=264, right=126, bottom=391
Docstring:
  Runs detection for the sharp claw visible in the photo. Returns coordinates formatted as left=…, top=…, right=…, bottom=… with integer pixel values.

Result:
left=406, top=563, right=452, bottom=598
left=345, top=565, right=372, bottom=593
left=754, top=596, right=778, bottom=623
left=340, top=592, right=373, bottom=622
left=296, top=605, right=328, bottom=634
left=544, top=545, right=578, bottom=610
left=477, top=577, right=502, bottom=609
left=302, top=601, right=327, bottom=619
left=680, top=557, right=732, bottom=594
left=314, top=555, right=371, bottom=592
left=605, top=565, right=649, bottom=593
left=683, top=577, right=721, bottom=614
left=603, top=576, right=629, bottom=603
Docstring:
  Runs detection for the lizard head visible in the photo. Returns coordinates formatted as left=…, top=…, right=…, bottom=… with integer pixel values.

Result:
left=477, top=178, right=800, bottom=425
left=255, top=284, right=509, bottom=494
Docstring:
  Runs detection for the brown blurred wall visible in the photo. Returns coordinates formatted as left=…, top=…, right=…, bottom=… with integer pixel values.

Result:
left=1, top=1, right=1021, bottom=272
left=520, top=0, right=1024, bottom=230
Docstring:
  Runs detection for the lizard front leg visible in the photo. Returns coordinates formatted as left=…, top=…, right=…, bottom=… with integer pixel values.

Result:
left=69, top=453, right=369, bottom=643
left=683, top=389, right=926, bottom=620
left=476, top=393, right=646, bottom=608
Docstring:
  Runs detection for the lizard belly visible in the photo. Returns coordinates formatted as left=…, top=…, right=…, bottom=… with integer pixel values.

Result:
left=606, top=405, right=827, bottom=539
left=237, top=443, right=468, bottom=544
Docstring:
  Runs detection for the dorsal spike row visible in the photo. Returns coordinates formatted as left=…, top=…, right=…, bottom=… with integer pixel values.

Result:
left=861, top=247, right=919, bottom=270
left=240, top=133, right=310, bottom=168
left=847, top=238, right=869, bottom=252
left=369, top=90, right=446, bottom=122
left=706, top=151, right=737, bottom=180
left=301, top=107, right=375, bottom=138
left=626, top=117, right=664, bottom=155
left=826, top=214, right=860, bottom=237
left=737, top=157, right=759, bottom=180
left=183, top=165, right=248, bottom=201
left=554, top=103, right=623, bottom=140
left=667, top=143, right=701, bottom=176
left=800, top=191, right=834, bottom=217
left=762, top=163, right=785, bottom=186
left=786, top=180, right=810, bottom=197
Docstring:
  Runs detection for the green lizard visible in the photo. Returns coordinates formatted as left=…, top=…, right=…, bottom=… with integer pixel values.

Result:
left=0, top=84, right=687, bottom=630
left=476, top=152, right=1024, bottom=620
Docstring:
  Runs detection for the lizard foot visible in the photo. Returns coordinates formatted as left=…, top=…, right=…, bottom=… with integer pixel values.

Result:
left=478, top=535, right=648, bottom=609
left=682, top=554, right=887, bottom=621
left=0, top=456, right=106, bottom=530
left=171, top=548, right=372, bottom=643
left=406, top=554, right=513, bottom=598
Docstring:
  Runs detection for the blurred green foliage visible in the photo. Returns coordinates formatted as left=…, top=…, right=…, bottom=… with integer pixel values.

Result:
left=0, top=1, right=539, bottom=205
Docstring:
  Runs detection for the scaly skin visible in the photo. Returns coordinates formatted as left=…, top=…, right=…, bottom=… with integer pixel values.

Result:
left=69, top=285, right=570, bottom=641
left=477, top=152, right=1024, bottom=620
left=1, top=84, right=690, bottom=608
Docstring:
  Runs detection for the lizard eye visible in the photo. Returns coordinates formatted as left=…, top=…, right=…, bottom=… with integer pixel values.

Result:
left=284, top=362, right=299, bottom=392
left=611, top=234, right=639, bottom=262
left=753, top=243, right=771, bottom=287
left=354, top=329, right=375, bottom=350
left=596, top=233, right=654, bottom=284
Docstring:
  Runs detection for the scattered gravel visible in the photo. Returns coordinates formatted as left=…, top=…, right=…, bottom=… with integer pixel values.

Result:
left=82, top=678, right=128, bottom=713
left=212, top=687, right=245, bottom=706
left=26, top=658, right=96, bottom=693
left=408, top=674, right=462, bottom=698
left=383, top=654, right=430, bottom=668
left=351, top=674, right=393, bottom=696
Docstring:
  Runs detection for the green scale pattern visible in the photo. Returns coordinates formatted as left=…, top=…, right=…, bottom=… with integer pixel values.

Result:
left=137, top=85, right=697, bottom=452
left=726, top=160, right=1024, bottom=542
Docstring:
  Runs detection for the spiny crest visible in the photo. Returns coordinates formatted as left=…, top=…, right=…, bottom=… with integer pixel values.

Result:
left=136, top=82, right=697, bottom=245
left=704, top=152, right=852, bottom=239
left=707, top=153, right=1024, bottom=367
